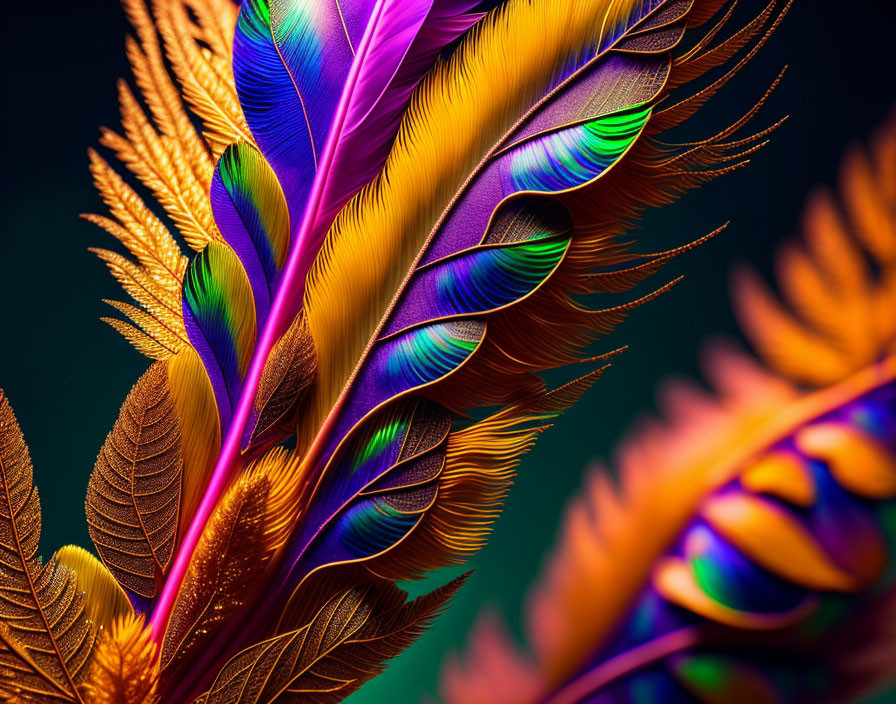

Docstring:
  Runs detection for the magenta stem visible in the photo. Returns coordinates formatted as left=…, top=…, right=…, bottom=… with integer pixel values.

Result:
left=149, top=0, right=389, bottom=646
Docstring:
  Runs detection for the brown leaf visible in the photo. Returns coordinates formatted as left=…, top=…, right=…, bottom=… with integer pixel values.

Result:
left=201, top=577, right=466, bottom=704
left=0, top=391, right=96, bottom=703
left=250, top=315, right=317, bottom=446
left=160, top=450, right=300, bottom=675
left=86, top=361, right=183, bottom=598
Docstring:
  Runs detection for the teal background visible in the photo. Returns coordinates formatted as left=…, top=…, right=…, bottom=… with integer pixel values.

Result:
left=1, top=1, right=895, bottom=701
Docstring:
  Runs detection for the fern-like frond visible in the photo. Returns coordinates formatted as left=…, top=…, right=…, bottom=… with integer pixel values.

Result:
left=199, top=578, right=465, bottom=704
left=153, top=0, right=252, bottom=156
left=87, top=0, right=248, bottom=358
left=734, top=112, right=896, bottom=385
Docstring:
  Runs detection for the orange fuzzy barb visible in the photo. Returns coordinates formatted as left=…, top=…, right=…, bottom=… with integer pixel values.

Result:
left=84, top=614, right=160, bottom=704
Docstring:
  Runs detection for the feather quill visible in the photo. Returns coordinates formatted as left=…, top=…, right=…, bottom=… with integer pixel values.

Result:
left=442, top=110, right=896, bottom=704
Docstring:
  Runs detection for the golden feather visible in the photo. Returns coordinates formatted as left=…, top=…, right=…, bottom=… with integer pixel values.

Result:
left=160, top=448, right=301, bottom=676
left=54, top=547, right=134, bottom=633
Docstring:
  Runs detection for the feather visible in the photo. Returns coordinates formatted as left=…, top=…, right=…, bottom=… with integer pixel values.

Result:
left=55, top=547, right=134, bottom=633
left=166, top=347, right=221, bottom=538
left=0, top=391, right=98, bottom=703
left=301, top=0, right=785, bottom=448
left=159, top=449, right=301, bottom=680
left=160, top=0, right=486, bottom=593
left=232, top=0, right=481, bottom=241
left=182, top=241, right=257, bottom=432
left=441, top=110, right=896, bottom=704
left=275, top=0, right=784, bottom=601
left=144, top=0, right=787, bottom=694
left=60, top=0, right=788, bottom=698
left=210, top=142, right=291, bottom=328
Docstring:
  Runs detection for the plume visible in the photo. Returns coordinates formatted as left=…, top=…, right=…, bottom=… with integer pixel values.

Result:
left=0, top=0, right=788, bottom=701
left=441, top=111, right=896, bottom=704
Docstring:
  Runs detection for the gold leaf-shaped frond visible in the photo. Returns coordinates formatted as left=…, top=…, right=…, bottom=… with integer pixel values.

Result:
left=86, top=362, right=183, bottom=599
left=0, top=392, right=97, bottom=703
left=198, top=578, right=464, bottom=704
left=153, top=0, right=252, bottom=156
left=160, top=448, right=301, bottom=676
left=86, top=151, right=187, bottom=292
left=84, top=614, right=159, bottom=704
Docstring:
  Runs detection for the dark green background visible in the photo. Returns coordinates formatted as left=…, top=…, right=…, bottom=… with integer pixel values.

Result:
left=1, top=1, right=895, bottom=701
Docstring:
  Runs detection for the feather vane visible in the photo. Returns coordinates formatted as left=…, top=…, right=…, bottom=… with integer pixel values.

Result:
left=284, top=0, right=783, bottom=596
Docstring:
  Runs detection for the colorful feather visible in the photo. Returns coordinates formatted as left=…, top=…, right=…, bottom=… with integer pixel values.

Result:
left=210, top=141, right=291, bottom=328
left=0, top=0, right=790, bottom=701
left=152, top=0, right=784, bottom=696
left=125, top=0, right=487, bottom=639
left=282, top=0, right=785, bottom=597
left=441, top=111, right=896, bottom=704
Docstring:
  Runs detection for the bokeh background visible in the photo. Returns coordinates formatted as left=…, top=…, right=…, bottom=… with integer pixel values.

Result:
left=2, top=1, right=895, bottom=701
